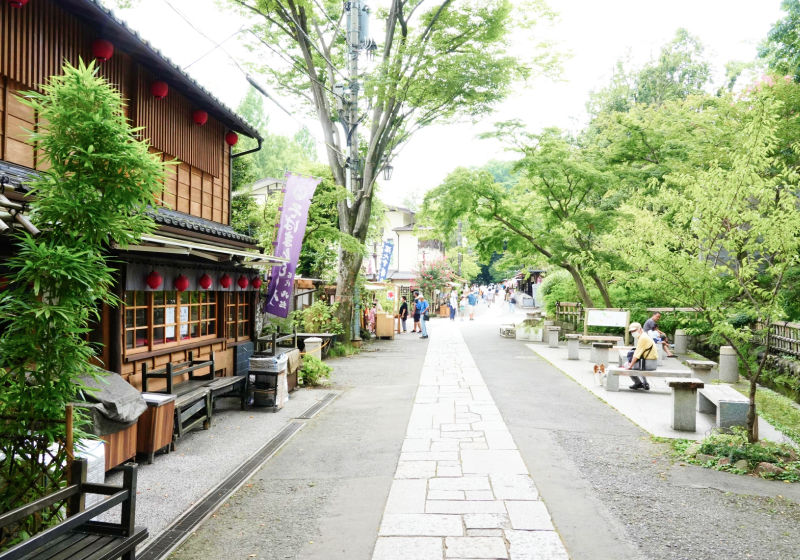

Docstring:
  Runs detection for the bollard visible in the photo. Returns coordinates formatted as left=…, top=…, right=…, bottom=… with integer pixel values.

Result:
left=719, top=346, right=739, bottom=382
left=592, top=342, right=613, bottom=368
left=655, top=342, right=663, bottom=366
left=566, top=334, right=580, bottom=360
left=548, top=326, right=561, bottom=348
left=674, top=329, right=688, bottom=354
left=304, top=337, right=323, bottom=361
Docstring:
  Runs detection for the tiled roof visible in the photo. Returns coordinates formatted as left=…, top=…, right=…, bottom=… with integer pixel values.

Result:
left=0, top=161, right=37, bottom=192
left=147, top=207, right=258, bottom=245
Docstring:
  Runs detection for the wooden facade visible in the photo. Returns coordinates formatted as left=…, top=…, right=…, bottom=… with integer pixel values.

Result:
left=0, top=0, right=231, bottom=224
left=0, top=0, right=269, bottom=397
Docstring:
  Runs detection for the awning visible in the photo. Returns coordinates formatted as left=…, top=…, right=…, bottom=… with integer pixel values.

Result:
left=118, top=233, right=288, bottom=267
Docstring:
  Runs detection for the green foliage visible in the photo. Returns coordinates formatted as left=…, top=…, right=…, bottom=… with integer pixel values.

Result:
left=587, top=28, right=711, bottom=115
left=539, top=270, right=576, bottom=316
left=295, top=301, right=344, bottom=335
left=0, top=60, right=163, bottom=539
left=230, top=189, right=262, bottom=237
left=759, top=0, right=800, bottom=82
left=736, top=384, right=800, bottom=444
left=412, top=259, right=455, bottom=301
left=300, top=354, right=332, bottom=386
left=327, top=342, right=361, bottom=358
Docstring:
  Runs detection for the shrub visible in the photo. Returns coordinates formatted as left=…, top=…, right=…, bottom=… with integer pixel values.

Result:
left=301, top=354, right=332, bottom=386
left=296, top=301, right=344, bottom=335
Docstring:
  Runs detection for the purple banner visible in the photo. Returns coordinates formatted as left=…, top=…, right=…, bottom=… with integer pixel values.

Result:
left=265, top=172, right=321, bottom=317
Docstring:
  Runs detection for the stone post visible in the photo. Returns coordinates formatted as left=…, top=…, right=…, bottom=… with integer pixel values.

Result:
left=548, top=327, right=561, bottom=348
left=593, top=342, right=613, bottom=368
left=674, top=329, right=688, bottom=354
left=669, top=379, right=704, bottom=432
left=566, top=334, right=580, bottom=360
left=654, top=342, right=663, bottom=366
left=719, top=346, right=739, bottom=382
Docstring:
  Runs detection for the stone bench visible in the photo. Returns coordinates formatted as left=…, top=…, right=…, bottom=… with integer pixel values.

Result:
left=685, top=359, right=717, bottom=384
left=566, top=334, right=581, bottom=360
left=697, top=385, right=749, bottom=428
left=605, top=366, right=692, bottom=392
left=667, top=378, right=705, bottom=431
left=581, top=335, right=623, bottom=345
left=591, top=342, right=614, bottom=367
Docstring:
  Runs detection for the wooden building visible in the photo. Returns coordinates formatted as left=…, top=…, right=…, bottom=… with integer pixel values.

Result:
left=0, top=0, right=284, bottom=392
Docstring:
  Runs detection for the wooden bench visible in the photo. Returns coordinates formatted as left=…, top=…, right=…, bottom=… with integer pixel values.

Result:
left=697, top=385, right=749, bottom=428
left=605, top=366, right=692, bottom=392
left=207, top=375, right=248, bottom=411
left=0, top=459, right=146, bottom=560
left=667, top=378, right=705, bottom=432
left=255, top=332, right=298, bottom=357
left=142, top=352, right=216, bottom=445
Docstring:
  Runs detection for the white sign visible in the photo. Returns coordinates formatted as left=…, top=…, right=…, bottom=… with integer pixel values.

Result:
left=586, top=310, right=628, bottom=327
left=386, top=290, right=395, bottom=300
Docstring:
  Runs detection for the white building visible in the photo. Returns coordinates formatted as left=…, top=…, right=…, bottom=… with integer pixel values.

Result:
left=368, top=205, right=445, bottom=296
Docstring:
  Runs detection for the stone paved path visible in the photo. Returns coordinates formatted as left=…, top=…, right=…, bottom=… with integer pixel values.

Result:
left=372, top=324, right=569, bottom=560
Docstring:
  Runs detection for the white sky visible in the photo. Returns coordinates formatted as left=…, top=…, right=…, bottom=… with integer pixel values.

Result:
left=114, top=0, right=784, bottom=205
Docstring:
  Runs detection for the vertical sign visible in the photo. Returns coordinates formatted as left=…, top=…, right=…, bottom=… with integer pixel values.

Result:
left=266, top=173, right=321, bottom=317
left=378, top=240, right=394, bottom=281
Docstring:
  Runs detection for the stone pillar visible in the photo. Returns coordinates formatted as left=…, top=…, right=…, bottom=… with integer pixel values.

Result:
left=686, top=360, right=716, bottom=384
left=566, top=334, right=580, bottom=360
left=674, top=329, right=688, bottom=354
left=654, top=343, right=663, bottom=366
left=548, top=327, right=561, bottom=348
left=544, top=320, right=554, bottom=327
left=719, top=346, right=739, bottom=382
left=593, top=342, right=613, bottom=368
left=670, top=383, right=702, bottom=432
left=632, top=332, right=639, bottom=347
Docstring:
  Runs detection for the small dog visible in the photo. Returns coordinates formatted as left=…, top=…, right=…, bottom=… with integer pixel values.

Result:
left=593, top=364, right=607, bottom=385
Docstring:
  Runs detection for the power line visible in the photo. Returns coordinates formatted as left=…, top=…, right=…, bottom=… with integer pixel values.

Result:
left=185, top=26, right=245, bottom=70
left=309, top=0, right=350, bottom=46
left=246, top=30, right=343, bottom=101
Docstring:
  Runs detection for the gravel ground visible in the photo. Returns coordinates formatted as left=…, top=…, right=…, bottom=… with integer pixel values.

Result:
left=554, top=430, right=800, bottom=560
left=104, top=387, right=326, bottom=543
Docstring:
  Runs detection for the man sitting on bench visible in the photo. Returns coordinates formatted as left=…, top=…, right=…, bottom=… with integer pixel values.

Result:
left=623, top=322, right=658, bottom=390
left=644, top=312, right=676, bottom=357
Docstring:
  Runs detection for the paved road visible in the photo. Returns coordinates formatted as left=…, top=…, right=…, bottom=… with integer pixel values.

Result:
left=171, top=300, right=800, bottom=560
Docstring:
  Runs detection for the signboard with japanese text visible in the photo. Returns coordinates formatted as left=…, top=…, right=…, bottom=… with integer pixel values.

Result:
left=377, top=240, right=394, bottom=281
left=265, top=173, right=322, bottom=317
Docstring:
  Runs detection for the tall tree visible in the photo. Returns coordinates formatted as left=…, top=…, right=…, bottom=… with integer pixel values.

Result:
left=226, top=0, right=561, bottom=340
left=759, top=0, right=800, bottom=81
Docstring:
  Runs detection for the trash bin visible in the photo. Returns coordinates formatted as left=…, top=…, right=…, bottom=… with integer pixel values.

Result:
left=250, top=354, right=288, bottom=408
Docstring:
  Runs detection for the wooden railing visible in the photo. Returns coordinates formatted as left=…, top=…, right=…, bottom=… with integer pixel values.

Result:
left=554, top=302, right=583, bottom=325
left=759, top=320, right=800, bottom=358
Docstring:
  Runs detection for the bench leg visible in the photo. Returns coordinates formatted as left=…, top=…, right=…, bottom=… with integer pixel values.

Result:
left=671, top=387, right=698, bottom=431
left=203, top=392, right=212, bottom=430
left=697, top=392, right=716, bottom=414
left=718, top=401, right=749, bottom=429
left=122, top=551, right=134, bottom=560
left=605, top=372, right=620, bottom=392
left=148, top=452, right=155, bottom=465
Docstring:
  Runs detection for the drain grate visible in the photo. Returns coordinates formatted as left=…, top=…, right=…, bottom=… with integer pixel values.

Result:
left=137, top=421, right=304, bottom=560
left=296, top=393, right=338, bottom=419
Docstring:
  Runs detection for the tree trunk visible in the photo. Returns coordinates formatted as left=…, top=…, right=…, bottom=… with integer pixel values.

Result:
left=334, top=248, right=364, bottom=344
left=563, top=264, right=595, bottom=308
left=748, top=376, right=759, bottom=443
left=591, top=274, right=612, bottom=308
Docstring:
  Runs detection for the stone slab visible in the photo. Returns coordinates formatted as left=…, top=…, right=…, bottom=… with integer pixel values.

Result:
left=445, top=536, right=508, bottom=559
left=385, top=479, right=427, bottom=514
left=506, top=530, right=569, bottom=560
left=373, top=537, right=444, bottom=560
left=505, top=500, right=555, bottom=530
left=379, top=514, right=464, bottom=537
left=461, top=450, right=528, bottom=475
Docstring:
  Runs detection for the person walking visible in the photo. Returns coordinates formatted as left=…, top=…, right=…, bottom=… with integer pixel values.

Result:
left=412, top=295, right=422, bottom=333
left=486, top=288, right=494, bottom=308
left=506, top=289, right=516, bottom=313
left=459, top=292, right=467, bottom=321
left=399, top=296, right=408, bottom=333
left=624, top=322, right=658, bottom=390
left=449, top=289, right=458, bottom=321
left=418, top=294, right=430, bottom=339
left=467, top=290, right=478, bottom=321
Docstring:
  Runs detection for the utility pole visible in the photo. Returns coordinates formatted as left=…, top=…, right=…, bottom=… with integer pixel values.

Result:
left=457, top=220, right=463, bottom=276
left=344, top=1, right=363, bottom=195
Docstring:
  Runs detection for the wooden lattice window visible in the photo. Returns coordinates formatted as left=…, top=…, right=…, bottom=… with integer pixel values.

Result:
left=226, top=292, right=250, bottom=341
left=124, top=291, right=149, bottom=350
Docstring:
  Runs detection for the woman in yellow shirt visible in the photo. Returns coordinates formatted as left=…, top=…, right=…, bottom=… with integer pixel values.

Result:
left=624, top=322, right=658, bottom=390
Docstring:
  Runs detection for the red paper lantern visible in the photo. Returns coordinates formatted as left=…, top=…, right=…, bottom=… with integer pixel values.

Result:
left=219, top=273, right=233, bottom=289
left=237, top=275, right=249, bottom=290
left=225, top=131, right=239, bottom=146
left=92, top=39, right=114, bottom=62
left=151, top=81, right=169, bottom=99
left=7, top=0, right=30, bottom=7
left=199, top=273, right=213, bottom=290
left=145, top=270, right=163, bottom=290
left=193, top=110, right=208, bottom=126
left=174, top=274, right=189, bottom=292
left=251, top=276, right=263, bottom=290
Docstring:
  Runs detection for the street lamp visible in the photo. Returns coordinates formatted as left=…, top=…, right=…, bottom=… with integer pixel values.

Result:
left=383, top=163, right=394, bottom=181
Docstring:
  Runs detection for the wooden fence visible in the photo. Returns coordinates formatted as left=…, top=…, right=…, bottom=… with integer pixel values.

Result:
left=554, top=302, right=583, bottom=325
left=759, top=320, right=800, bottom=358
